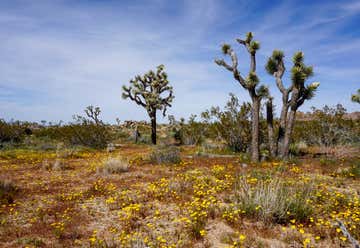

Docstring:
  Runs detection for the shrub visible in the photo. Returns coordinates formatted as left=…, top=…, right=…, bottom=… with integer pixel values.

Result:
left=149, top=146, right=181, bottom=164
left=293, top=104, right=360, bottom=146
left=99, top=157, right=130, bottom=174
left=232, top=177, right=313, bottom=224
left=0, top=119, right=32, bottom=145
left=0, top=179, right=18, bottom=204
left=201, top=94, right=252, bottom=152
left=169, top=115, right=206, bottom=145
left=38, top=106, right=112, bottom=149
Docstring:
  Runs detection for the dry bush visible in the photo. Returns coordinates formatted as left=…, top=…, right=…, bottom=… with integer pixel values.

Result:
left=52, top=159, right=68, bottom=170
left=98, top=157, right=130, bottom=175
left=149, top=146, right=181, bottom=164
left=233, top=177, right=313, bottom=224
left=0, top=178, right=18, bottom=204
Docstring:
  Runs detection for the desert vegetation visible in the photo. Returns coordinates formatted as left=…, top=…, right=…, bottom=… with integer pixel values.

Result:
left=1, top=30, right=359, bottom=248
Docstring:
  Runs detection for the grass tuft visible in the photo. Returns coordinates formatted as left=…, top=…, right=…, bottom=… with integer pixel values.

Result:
left=149, top=146, right=181, bottom=164
left=99, top=156, right=130, bottom=175
left=232, top=177, right=313, bottom=224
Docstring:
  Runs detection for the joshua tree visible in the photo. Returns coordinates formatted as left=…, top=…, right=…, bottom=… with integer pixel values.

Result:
left=122, top=65, right=174, bottom=145
left=351, top=89, right=360, bottom=104
left=215, top=32, right=269, bottom=162
left=84, top=105, right=102, bottom=125
left=266, top=50, right=320, bottom=158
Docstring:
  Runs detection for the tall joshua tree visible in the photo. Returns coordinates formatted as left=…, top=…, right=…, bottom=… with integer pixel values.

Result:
left=266, top=50, right=320, bottom=158
left=351, top=89, right=360, bottom=104
left=122, top=65, right=174, bottom=145
left=215, top=32, right=269, bottom=162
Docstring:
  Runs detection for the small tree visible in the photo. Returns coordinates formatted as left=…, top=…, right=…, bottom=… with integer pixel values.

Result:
left=215, top=32, right=269, bottom=162
left=122, top=65, right=174, bottom=145
left=65, top=106, right=110, bottom=148
left=352, top=89, right=360, bottom=104
left=266, top=51, right=320, bottom=158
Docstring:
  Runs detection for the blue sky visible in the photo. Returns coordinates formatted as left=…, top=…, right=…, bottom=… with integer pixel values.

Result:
left=0, top=0, right=359, bottom=123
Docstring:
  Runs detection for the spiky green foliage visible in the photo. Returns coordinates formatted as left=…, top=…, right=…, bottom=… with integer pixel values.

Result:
left=266, top=50, right=284, bottom=75
left=292, top=51, right=304, bottom=65
left=249, top=41, right=260, bottom=53
left=290, top=52, right=317, bottom=103
left=122, top=64, right=174, bottom=117
left=256, top=85, right=270, bottom=98
left=245, top=71, right=259, bottom=87
left=351, top=89, right=360, bottom=104
left=222, top=44, right=231, bottom=54
left=245, top=32, right=253, bottom=43
left=302, top=82, right=320, bottom=100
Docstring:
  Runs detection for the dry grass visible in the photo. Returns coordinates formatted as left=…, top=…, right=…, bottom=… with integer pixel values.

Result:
left=233, top=177, right=314, bottom=224
left=149, top=145, right=181, bottom=164
left=98, top=156, right=130, bottom=175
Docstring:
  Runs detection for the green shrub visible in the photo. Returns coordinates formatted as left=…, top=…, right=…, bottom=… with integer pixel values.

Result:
left=59, top=106, right=111, bottom=148
left=0, top=119, right=32, bottom=145
left=293, top=104, right=360, bottom=146
left=201, top=94, right=251, bottom=152
left=168, top=115, right=206, bottom=145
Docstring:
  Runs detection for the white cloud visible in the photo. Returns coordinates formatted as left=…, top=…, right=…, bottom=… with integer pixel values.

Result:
left=0, top=0, right=359, bottom=122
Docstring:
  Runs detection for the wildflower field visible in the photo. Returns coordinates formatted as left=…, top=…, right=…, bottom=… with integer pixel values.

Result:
left=0, top=145, right=359, bottom=248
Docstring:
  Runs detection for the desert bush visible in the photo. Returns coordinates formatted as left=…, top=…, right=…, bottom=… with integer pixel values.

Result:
left=202, top=94, right=251, bottom=152
left=0, top=119, right=33, bottom=145
left=30, top=106, right=111, bottom=149
left=232, top=177, right=313, bottom=224
left=293, top=104, right=360, bottom=146
left=149, top=146, right=181, bottom=164
left=60, top=106, right=111, bottom=148
left=169, top=115, right=206, bottom=145
left=0, top=178, right=18, bottom=204
left=99, top=157, right=130, bottom=174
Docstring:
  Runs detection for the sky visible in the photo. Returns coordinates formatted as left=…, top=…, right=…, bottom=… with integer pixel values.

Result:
left=0, top=0, right=359, bottom=123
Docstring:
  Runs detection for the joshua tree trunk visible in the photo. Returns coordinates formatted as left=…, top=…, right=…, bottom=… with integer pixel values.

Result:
left=266, top=99, right=276, bottom=157
left=134, top=125, right=140, bottom=143
left=150, top=111, right=157, bottom=145
left=251, top=97, right=260, bottom=162
left=282, top=109, right=296, bottom=158
left=277, top=97, right=289, bottom=156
